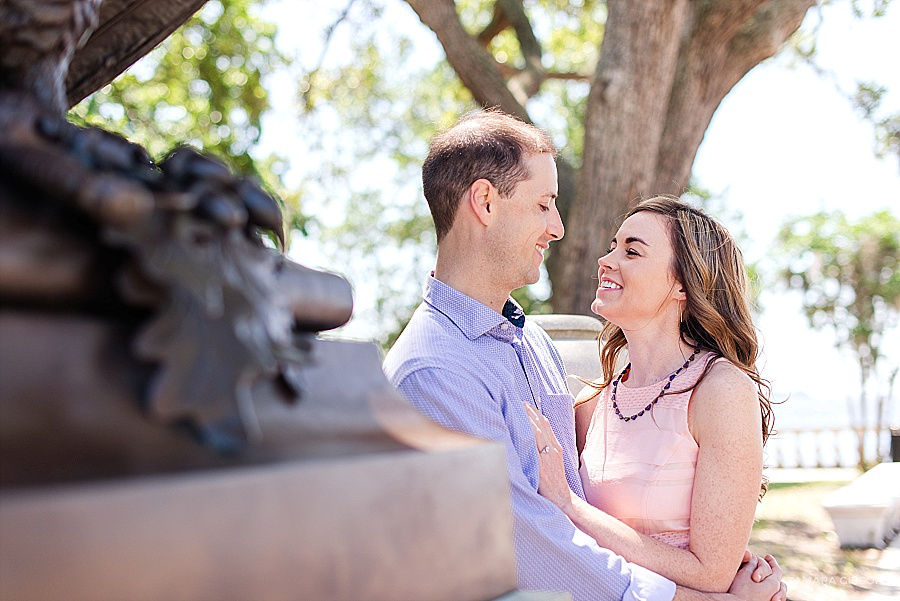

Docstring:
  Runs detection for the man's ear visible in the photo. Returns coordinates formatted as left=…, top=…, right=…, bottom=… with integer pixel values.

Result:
left=468, top=178, right=495, bottom=227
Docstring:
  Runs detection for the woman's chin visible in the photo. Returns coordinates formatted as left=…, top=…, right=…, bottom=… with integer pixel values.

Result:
left=591, top=300, right=622, bottom=326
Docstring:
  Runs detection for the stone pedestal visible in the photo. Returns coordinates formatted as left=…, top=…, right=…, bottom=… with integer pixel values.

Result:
left=531, top=314, right=604, bottom=398
left=1, top=446, right=513, bottom=600
left=0, top=312, right=556, bottom=600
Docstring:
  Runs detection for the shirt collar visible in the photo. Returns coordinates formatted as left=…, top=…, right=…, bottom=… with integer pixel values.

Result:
left=423, top=274, right=524, bottom=340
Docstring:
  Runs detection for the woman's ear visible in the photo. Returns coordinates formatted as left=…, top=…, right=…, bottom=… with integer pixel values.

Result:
left=673, top=283, right=687, bottom=301
left=468, top=178, right=495, bottom=227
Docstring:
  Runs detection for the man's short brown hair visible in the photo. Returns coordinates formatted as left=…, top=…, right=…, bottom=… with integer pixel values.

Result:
left=422, top=110, right=557, bottom=242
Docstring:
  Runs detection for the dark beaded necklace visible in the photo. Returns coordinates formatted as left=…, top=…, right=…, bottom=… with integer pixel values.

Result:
left=611, top=349, right=700, bottom=422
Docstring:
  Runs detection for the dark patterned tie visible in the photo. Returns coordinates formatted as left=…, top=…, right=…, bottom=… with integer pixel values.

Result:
left=501, top=299, right=525, bottom=328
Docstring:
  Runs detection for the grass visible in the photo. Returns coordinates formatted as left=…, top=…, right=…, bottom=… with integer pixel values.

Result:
left=749, top=480, right=888, bottom=600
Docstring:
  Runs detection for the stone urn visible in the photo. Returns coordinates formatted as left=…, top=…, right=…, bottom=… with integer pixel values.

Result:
left=531, top=314, right=604, bottom=398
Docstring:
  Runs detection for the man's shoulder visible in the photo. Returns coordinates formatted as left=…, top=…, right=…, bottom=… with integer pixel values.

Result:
left=522, top=320, right=566, bottom=367
left=383, top=302, right=474, bottom=381
left=522, top=319, right=556, bottom=348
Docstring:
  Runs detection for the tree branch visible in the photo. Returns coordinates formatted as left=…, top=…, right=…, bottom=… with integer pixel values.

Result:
left=651, top=0, right=815, bottom=194
left=477, top=2, right=509, bottom=46
left=404, top=0, right=529, bottom=121
left=498, top=0, right=545, bottom=99
left=304, top=0, right=358, bottom=109
left=498, top=0, right=542, bottom=66
left=494, top=64, right=591, bottom=82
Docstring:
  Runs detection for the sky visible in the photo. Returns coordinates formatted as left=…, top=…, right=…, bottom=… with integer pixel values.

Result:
left=689, top=3, right=900, bottom=411
left=256, top=1, right=900, bottom=428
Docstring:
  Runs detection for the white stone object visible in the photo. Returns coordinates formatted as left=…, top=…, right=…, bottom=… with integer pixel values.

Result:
left=531, top=314, right=604, bottom=398
left=822, top=462, right=900, bottom=549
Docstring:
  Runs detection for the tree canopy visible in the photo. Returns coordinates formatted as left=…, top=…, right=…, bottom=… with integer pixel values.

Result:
left=295, top=0, right=818, bottom=340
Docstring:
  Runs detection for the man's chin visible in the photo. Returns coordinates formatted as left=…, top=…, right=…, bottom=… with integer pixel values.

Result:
left=511, top=273, right=541, bottom=293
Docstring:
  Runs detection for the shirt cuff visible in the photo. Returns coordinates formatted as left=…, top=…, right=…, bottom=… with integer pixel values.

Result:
left=622, top=562, right=676, bottom=601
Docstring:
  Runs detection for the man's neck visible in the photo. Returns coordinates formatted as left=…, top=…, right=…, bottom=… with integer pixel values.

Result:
left=433, top=251, right=510, bottom=313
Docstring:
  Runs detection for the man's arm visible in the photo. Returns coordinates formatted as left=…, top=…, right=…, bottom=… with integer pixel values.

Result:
left=393, top=365, right=675, bottom=601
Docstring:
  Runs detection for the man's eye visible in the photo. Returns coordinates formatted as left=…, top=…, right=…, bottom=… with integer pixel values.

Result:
left=539, top=204, right=549, bottom=212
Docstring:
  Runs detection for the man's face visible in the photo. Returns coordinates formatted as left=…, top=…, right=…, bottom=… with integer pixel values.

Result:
left=489, top=153, right=564, bottom=290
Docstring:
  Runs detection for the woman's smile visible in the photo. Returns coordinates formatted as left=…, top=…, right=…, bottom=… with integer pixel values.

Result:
left=597, top=277, right=622, bottom=292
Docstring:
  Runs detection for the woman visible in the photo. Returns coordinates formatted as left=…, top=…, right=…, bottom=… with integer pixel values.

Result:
left=526, top=196, right=773, bottom=593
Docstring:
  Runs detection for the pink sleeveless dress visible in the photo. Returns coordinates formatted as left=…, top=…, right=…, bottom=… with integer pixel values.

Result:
left=578, top=352, right=720, bottom=550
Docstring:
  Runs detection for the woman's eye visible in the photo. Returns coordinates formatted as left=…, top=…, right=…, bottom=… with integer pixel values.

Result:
left=626, top=249, right=640, bottom=257
left=539, top=204, right=549, bottom=212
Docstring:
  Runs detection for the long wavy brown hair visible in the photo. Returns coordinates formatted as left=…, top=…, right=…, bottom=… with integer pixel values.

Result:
left=581, top=196, right=774, bottom=452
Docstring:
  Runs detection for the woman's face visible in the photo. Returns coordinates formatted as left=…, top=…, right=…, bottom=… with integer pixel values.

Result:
left=591, top=211, right=685, bottom=330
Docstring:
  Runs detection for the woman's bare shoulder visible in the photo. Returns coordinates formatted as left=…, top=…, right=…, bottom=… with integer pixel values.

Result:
left=689, top=358, right=759, bottom=441
left=697, top=358, right=756, bottom=400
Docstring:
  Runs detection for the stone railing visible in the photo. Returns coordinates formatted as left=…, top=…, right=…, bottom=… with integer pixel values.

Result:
left=767, top=427, right=895, bottom=468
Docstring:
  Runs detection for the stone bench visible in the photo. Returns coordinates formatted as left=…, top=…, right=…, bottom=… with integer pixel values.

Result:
left=822, top=462, right=900, bottom=548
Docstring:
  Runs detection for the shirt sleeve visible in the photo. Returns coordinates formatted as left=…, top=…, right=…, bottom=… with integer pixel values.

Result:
left=394, top=366, right=676, bottom=601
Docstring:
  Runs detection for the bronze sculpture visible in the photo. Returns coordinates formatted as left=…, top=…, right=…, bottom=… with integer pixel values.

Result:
left=0, top=0, right=102, bottom=114
left=0, top=2, right=554, bottom=599
left=0, top=0, right=358, bottom=483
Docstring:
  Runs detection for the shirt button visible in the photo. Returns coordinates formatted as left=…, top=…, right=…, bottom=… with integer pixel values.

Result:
left=501, top=323, right=509, bottom=330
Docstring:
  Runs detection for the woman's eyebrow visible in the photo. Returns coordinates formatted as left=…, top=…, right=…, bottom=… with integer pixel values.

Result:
left=625, top=236, right=649, bottom=246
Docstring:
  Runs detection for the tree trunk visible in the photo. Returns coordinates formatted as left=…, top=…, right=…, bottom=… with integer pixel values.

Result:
left=857, top=361, right=869, bottom=471
left=553, top=0, right=691, bottom=314
left=550, top=0, right=814, bottom=314
left=651, top=0, right=818, bottom=195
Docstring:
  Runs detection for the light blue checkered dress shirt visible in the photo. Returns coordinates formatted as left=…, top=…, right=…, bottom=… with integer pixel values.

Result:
left=383, top=276, right=676, bottom=601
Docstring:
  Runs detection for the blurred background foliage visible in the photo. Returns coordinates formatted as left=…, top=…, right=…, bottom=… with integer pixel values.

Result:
left=777, top=210, right=900, bottom=467
left=69, top=0, right=309, bottom=237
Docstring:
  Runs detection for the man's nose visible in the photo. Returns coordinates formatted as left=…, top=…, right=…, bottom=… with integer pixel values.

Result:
left=548, top=204, right=564, bottom=240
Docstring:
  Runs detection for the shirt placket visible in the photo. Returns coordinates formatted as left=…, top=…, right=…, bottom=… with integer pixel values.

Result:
left=513, top=331, right=586, bottom=497
left=511, top=335, right=543, bottom=411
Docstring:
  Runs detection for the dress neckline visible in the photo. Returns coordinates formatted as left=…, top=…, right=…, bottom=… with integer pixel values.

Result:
left=618, top=351, right=711, bottom=391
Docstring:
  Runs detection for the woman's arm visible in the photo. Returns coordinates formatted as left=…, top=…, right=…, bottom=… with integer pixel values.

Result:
left=676, top=553, right=786, bottom=600
left=525, top=361, right=763, bottom=592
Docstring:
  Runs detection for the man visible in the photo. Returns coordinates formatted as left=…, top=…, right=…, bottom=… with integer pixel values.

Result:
left=383, top=110, right=785, bottom=601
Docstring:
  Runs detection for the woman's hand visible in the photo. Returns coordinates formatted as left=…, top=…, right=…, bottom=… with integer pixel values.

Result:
left=524, top=403, right=576, bottom=511
left=727, top=553, right=787, bottom=601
